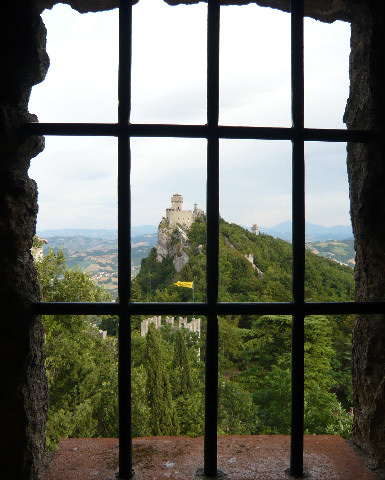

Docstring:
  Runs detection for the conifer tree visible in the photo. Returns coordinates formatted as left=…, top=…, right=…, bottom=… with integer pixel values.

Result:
left=145, top=324, right=179, bottom=435
left=171, top=329, right=192, bottom=397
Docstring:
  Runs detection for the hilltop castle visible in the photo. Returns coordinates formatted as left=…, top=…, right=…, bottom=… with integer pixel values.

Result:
left=166, top=193, right=204, bottom=229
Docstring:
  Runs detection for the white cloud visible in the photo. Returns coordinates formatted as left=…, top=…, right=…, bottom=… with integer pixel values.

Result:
left=29, top=4, right=118, bottom=123
left=29, top=0, right=352, bottom=231
left=131, top=0, right=207, bottom=124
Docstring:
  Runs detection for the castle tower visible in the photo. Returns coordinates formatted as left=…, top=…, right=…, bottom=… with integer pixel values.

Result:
left=251, top=224, right=259, bottom=235
left=171, top=193, right=183, bottom=212
left=165, top=193, right=204, bottom=229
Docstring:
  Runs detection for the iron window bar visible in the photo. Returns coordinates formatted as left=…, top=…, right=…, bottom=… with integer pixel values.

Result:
left=117, top=1, right=133, bottom=477
left=32, top=301, right=385, bottom=317
left=290, top=0, right=305, bottom=474
left=23, top=0, right=378, bottom=478
left=204, top=0, right=221, bottom=476
left=23, top=122, right=373, bottom=143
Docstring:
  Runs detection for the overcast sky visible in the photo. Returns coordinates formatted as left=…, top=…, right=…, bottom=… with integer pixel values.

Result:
left=28, top=0, right=351, bottom=231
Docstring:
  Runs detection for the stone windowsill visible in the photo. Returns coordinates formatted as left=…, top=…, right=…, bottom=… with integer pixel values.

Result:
left=44, top=435, right=377, bottom=480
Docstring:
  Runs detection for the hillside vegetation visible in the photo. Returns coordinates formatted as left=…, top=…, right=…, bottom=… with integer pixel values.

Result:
left=306, top=238, right=355, bottom=267
left=131, top=217, right=354, bottom=435
left=37, top=217, right=355, bottom=449
left=134, top=217, right=354, bottom=303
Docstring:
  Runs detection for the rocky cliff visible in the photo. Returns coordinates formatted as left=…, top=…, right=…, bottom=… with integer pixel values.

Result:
left=156, top=218, right=190, bottom=272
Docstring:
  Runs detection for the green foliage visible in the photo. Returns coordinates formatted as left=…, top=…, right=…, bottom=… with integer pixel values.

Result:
left=187, top=217, right=206, bottom=249
left=37, top=249, right=118, bottom=450
left=174, top=392, right=205, bottom=437
left=135, top=218, right=354, bottom=305
left=43, top=315, right=119, bottom=450
left=218, top=380, right=258, bottom=435
left=99, top=316, right=119, bottom=336
left=325, top=402, right=354, bottom=439
left=134, top=248, right=176, bottom=299
left=145, top=325, right=179, bottom=435
left=131, top=366, right=151, bottom=437
left=38, top=214, right=356, bottom=446
left=252, top=367, right=292, bottom=434
left=240, top=315, right=352, bottom=436
left=306, top=239, right=355, bottom=266
left=218, top=316, right=247, bottom=372
left=33, top=235, right=44, bottom=248
left=37, top=247, right=111, bottom=303
left=305, top=250, right=354, bottom=301
left=171, top=330, right=192, bottom=397
left=36, top=248, right=66, bottom=301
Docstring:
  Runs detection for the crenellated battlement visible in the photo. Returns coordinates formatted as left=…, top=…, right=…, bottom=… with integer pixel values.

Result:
left=141, top=315, right=201, bottom=338
left=165, top=193, right=204, bottom=229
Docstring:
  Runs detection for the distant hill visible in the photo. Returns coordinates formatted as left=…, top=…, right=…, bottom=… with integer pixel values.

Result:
left=41, top=232, right=158, bottom=299
left=38, top=222, right=352, bottom=243
left=38, top=222, right=355, bottom=300
left=306, top=238, right=355, bottom=267
left=37, top=225, right=157, bottom=239
left=260, top=221, right=353, bottom=242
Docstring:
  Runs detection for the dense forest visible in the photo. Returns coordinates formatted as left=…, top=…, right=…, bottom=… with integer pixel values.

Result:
left=35, top=217, right=355, bottom=450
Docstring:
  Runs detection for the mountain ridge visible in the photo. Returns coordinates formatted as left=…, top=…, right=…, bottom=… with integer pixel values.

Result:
left=259, top=221, right=352, bottom=242
left=37, top=225, right=158, bottom=239
left=38, top=221, right=353, bottom=243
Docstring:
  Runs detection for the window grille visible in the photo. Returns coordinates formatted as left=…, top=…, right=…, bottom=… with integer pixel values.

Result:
left=24, top=0, right=377, bottom=478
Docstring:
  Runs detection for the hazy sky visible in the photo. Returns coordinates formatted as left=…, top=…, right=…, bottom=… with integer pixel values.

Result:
left=28, top=0, right=351, bottom=231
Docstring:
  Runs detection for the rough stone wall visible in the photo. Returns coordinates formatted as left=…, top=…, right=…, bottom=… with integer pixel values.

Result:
left=344, top=3, right=385, bottom=476
left=166, top=208, right=195, bottom=229
left=0, top=3, right=49, bottom=479
left=38, top=0, right=119, bottom=14
left=166, top=0, right=355, bottom=23
left=1, top=1, right=126, bottom=477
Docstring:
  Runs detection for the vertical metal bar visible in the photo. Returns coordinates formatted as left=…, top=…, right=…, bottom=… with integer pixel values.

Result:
left=118, top=1, right=133, bottom=478
left=205, top=0, right=220, bottom=477
left=290, top=0, right=305, bottom=477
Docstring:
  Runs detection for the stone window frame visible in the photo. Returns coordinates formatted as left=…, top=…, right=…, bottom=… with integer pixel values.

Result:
left=10, top=0, right=383, bottom=479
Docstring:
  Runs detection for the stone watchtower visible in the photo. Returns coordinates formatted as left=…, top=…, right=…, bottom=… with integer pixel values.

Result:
left=171, top=193, right=183, bottom=212
left=165, top=193, right=204, bottom=229
left=251, top=224, right=259, bottom=235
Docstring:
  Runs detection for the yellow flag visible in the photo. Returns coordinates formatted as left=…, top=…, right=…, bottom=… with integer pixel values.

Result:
left=174, top=281, right=194, bottom=289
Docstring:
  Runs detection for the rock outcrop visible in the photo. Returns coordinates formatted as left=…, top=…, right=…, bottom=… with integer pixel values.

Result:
left=156, top=219, right=190, bottom=273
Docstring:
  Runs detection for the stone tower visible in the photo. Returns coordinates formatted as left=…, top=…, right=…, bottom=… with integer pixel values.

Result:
left=251, top=224, right=259, bottom=235
left=165, top=194, right=204, bottom=229
left=171, top=193, right=183, bottom=211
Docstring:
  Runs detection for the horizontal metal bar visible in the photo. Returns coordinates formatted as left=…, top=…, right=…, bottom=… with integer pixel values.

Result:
left=218, top=126, right=373, bottom=142
left=219, top=301, right=385, bottom=316
left=304, top=302, right=385, bottom=315
left=21, top=123, right=207, bottom=138
left=32, top=302, right=121, bottom=315
left=302, top=128, right=373, bottom=142
left=31, top=301, right=385, bottom=317
left=32, top=301, right=294, bottom=316
left=22, top=123, right=120, bottom=136
left=22, top=122, right=374, bottom=143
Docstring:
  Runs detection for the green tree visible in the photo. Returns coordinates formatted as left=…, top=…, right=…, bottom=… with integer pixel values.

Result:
left=246, top=315, right=352, bottom=436
left=171, top=329, right=192, bottom=397
left=36, top=248, right=120, bottom=449
left=252, top=366, right=291, bottom=434
left=218, top=380, right=258, bottom=435
left=145, top=325, right=179, bottom=435
left=36, top=247, right=66, bottom=301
